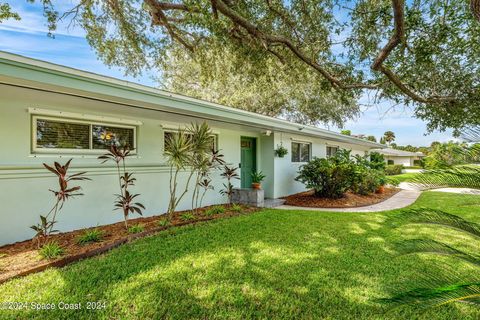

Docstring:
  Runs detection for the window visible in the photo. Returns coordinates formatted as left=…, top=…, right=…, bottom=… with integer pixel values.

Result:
left=326, top=146, right=339, bottom=158
left=33, top=116, right=136, bottom=153
left=164, top=131, right=217, bottom=152
left=387, top=159, right=394, bottom=165
left=291, top=142, right=311, bottom=162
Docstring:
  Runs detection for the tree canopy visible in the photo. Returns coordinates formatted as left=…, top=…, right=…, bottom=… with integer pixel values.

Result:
left=4, top=0, right=480, bottom=131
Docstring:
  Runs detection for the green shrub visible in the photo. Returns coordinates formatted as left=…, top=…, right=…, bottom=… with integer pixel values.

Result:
left=351, top=168, right=384, bottom=195
left=39, top=241, right=64, bottom=259
left=158, top=218, right=170, bottom=227
left=204, top=205, right=226, bottom=216
left=369, top=152, right=386, bottom=171
left=181, top=212, right=196, bottom=221
left=385, top=164, right=404, bottom=175
left=76, top=229, right=104, bottom=245
left=231, top=204, right=243, bottom=212
left=295, top=151, right=356, bottom=198
left=128, top=224, right=145, bottom=234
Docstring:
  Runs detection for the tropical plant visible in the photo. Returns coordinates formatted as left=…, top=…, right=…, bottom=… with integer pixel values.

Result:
left=423, top=141, right=469, bottom=169
left=384, top=208, right=480, bottom=308
left=158, top=218, right=170, bottom=227
left=351, top=167, right=384, bottom=196
left=231, top=204, right=243, bottom=212
left=369, top=152, right=386, bottom=171
left=341, top=130, right=351, bottom=136
left=31, top=159, right=89, bottom=247
left=220, top=166, right=240, bottom=204
left=164, top=122, right=221, bottom=218
left=39, top=241, right=64, bottom=260
left=366, top=135, right=377, bottom=143
left=383, top=131, right=396, bottom=145
left=76, top=228, right=104, bottom=245
left=274, top=145, right=288, bottom=158
left=295, top=151, right=356, bottom=199
left=99, top=145, right=145, bottom=231
left=251, top=171, right=266, bottom=184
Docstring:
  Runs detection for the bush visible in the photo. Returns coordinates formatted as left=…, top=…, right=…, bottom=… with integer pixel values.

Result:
left=158, top=218, right=170, bottom=227
left=180, top=212, right=195, bottom=221
left=39, top=241, right=64, bottom=259
left=76, top=229, right=104, bottom=245
left=295, top=151, right=356, bottom=198
left=351, top=168, right=384, bottom=195
left=385, top=164, right=404, bottom=175
left=128, top=224, right=145, bottom=234
left=369, top=152, right=386, bottom=171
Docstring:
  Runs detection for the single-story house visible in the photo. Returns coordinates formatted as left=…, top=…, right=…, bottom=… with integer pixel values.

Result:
left=371, top=148, right=424, bottom=167
left=0, top=51, right=385, bottom=245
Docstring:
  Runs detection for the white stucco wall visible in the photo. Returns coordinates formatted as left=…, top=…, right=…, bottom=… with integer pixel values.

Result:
left=385, top=156, right=413, bottom=167
left=0, top=84, right=266, bottom=245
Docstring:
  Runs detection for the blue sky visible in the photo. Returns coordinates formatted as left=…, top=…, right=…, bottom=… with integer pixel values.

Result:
left=0, top=1, right=454, bottom=146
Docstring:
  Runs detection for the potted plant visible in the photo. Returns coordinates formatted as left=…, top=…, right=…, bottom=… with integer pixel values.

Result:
left=251, top=171, right=266, bottom=189
left=274, top=145, right=288, bottom=158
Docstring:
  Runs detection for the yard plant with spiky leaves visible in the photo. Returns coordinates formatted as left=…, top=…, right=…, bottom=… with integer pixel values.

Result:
left=31, top=159, right=89, bottom=247
left=98, top=145, right=145, bottom=231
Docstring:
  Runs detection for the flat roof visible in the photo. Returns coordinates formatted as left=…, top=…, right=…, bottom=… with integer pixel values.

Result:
left=0, top=51, right=385, bottom=148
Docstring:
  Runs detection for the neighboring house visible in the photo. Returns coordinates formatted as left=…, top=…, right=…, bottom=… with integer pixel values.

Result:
left=371, top=148, right=424, bottom=167
left=0, top=52, right=384, bottom=245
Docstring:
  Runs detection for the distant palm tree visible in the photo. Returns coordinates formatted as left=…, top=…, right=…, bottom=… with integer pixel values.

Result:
left=383, top=131, right=396, bottom=145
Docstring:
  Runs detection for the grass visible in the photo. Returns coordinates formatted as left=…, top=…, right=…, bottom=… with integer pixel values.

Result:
left=76, top=229, right=104, bottom=245
left=0, top=192, right=479, bottom=319
left=387, top=172, right=421, bottom=184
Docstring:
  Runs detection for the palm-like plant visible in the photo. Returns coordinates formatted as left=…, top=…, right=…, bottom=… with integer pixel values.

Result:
left=99, top=145, right=144, bottom=230
left=384, top=208, right=480, bottom=307
left=220, top=166, right=240, bottom=204
left=384, top=126, right=480, bottom=309
left=31, top=159, right=89, bottom=246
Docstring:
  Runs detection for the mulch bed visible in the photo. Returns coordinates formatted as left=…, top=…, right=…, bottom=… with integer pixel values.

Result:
left=0, top=204, right=259, bottom=284
left=282, top=187, right=400, bottom=208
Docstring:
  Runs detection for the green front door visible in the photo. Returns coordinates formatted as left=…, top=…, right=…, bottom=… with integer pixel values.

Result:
left=240, top=137, right=257, bottom=188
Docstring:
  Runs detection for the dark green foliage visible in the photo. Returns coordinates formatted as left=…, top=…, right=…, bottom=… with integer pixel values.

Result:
left=128, top=224, right=145, bottom=234
left=251, top=171, right=266, bottom=183
left=274, top=145, right=288, bottom=158
left=39, top=241, right=64, bottom=260
left=76, top=229, right=104, bottom=245
left=295, top=151, right=355, bottom=198
left=385, top=164, right=404, bottom=176
left=351, top=168, right=383, bottom=195
left=369, top=152, right=386, bottom=171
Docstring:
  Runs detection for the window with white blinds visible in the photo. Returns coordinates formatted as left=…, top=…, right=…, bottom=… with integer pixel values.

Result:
left=33, top=116, right=136, bottom=154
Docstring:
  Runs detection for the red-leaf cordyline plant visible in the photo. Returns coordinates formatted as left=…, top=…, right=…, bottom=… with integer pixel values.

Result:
left=99, top=145, right=145, bottom=230
left=220, top=166, right=240, bottom=204
left=30, top=159, right=89, bottom=247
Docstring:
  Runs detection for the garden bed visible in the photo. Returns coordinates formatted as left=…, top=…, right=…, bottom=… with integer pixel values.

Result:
left=282, top=187, right=400, bottom=208
left=0, top=204, right=258, bottom=284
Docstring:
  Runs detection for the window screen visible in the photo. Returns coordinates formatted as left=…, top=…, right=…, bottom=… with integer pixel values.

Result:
left=36, top=118, right=90, bottom=149
left=92, top=125, right=134, bottom=149
left=291, top=142, right=311, bottom=162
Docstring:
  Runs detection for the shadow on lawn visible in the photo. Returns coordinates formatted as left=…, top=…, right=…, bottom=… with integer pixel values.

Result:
left=2, top=209, right=479, bottom=319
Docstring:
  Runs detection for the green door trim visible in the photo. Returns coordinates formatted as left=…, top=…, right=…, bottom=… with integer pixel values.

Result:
left=240, top=136, right=257, bottom=188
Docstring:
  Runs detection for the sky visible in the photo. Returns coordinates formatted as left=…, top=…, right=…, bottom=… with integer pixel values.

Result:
left=0, top=1, right=455, bottom=146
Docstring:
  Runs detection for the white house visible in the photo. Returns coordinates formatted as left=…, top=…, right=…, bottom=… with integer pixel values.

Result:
left=371, top=148, right=424, bottom=167
left=0, top=52, right=384, bottom=245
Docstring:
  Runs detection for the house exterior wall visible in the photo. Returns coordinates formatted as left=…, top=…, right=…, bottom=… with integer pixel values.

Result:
left=0, top=82, right=377, bottom=245
left=271, top=132, right=370, bottom=198
left=0, top=84, right=266, bottom=245
left=385, top=156, right=414, bottom=167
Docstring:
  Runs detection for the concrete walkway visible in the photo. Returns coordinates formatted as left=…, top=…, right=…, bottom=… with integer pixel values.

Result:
left=277, top=189, right=421, bottom=212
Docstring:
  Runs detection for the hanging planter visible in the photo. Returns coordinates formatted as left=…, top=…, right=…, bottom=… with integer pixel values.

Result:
left=274, top=145, right=288, bottom=158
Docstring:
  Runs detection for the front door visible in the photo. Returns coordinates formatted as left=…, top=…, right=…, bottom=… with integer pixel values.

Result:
left=240, top=137, right=256, bottom=188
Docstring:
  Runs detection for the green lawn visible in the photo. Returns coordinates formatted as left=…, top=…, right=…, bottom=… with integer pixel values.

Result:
left=1, top=192, right=479, bottom=319
left=387, top=172, right=420, bottom=184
